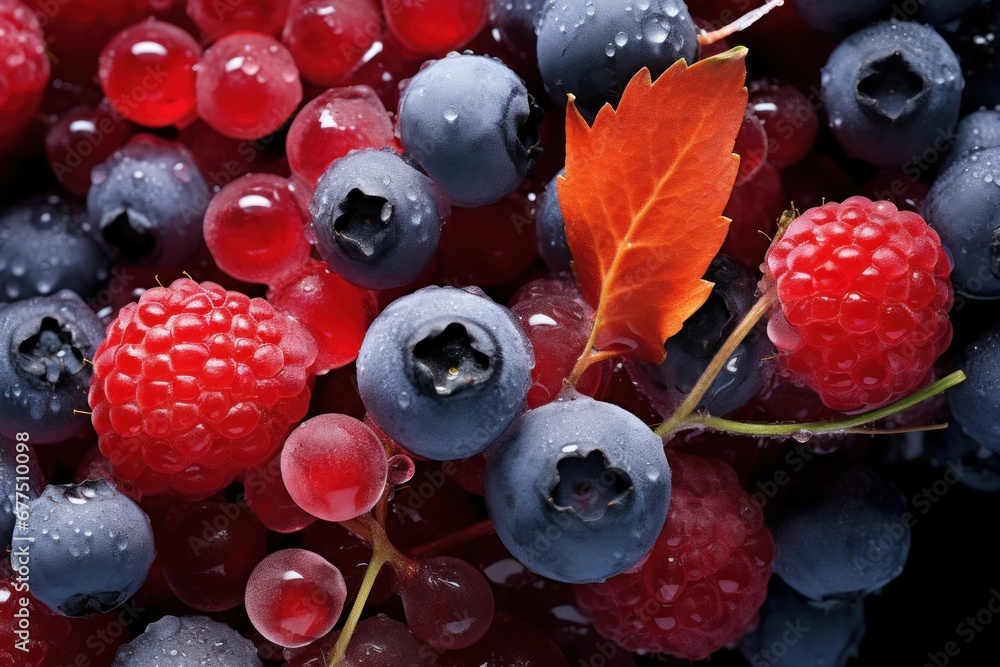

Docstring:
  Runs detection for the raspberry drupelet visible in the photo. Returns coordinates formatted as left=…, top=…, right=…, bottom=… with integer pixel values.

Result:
left=88, top=278, right=317, bottom=499
left=762, top=196, right=953, bottom=412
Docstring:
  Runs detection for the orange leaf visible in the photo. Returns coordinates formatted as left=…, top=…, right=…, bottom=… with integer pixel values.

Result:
left=560, top=47, right=748, bottom=367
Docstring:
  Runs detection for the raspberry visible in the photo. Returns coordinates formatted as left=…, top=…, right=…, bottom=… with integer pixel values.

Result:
left=88, top=278, right=317, bottom=499
left=575, top=452, right=773, bottom=661
left=762, top=196, right=954, bottom=412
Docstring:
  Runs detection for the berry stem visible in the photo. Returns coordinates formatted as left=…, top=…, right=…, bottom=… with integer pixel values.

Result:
left=568, top=341, right=617, bottom=386
left=677, top=370, right=966, bottom=438
left=698, top=0, right=785, bottom=46
left=408, top=519, right=496, bottom=559
left=655, top=292, right=776, bottom=436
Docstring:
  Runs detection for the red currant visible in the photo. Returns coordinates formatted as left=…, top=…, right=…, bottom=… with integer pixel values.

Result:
left=382, top=0, right=488, bottom=55
left=45, top=104, right=134, bottom=196
left=187, top=0, right=290, bottom=43
left=282, top=0, right=383, bottom=86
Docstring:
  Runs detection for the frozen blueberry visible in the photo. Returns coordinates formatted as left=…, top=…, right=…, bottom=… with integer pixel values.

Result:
left=397, top=53, right=543, bottom=208
left=820, top=20, right=963, bottom=168
left=924, top=146, right=1000, bottom=298
left=790, top=0, right=891, bottom=33
left=740, top=579, right=865, bottom=667
left=484, top=392, right=671, bottom=583
left=771, top=465, right=910, bottom=601
left=112, top=615, right=263, bottom=666
left=536, top=169, right=573, bottom=275
left=943, top=109, right=1000, bottom=170
left=0, top=194, right=112, bottom=303
left=0, top=290, right=105, bottom=444
left=629, top=256, right=773, bottom=418
left=357, top=285, right=534, bottom=460
left=948, top=320, right=1000, bottom=451
left=88, top=135, right=210, bottom=265
left=11, top=479, right=155, bottom=617
left=310, top=149, right=447, bottom=290
left=536, top=0, right=698, bottom=118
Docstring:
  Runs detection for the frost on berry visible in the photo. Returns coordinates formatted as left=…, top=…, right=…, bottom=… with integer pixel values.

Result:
left=762, top=196, right=953, bottom=412
left=88, top=278, right=317, bottom=498
left=575, top=453, right=773, bottom=661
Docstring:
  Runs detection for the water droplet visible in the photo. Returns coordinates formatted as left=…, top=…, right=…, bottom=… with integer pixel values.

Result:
left=642, top=15, right=669, bottom=44
left=614, top=31, right=628, bottom=47
left=605, top=43, right=616, bottom=57
left=443, top=106, right=459, bottom=123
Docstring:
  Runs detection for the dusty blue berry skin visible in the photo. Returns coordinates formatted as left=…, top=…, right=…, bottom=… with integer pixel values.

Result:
left=484, top=393, right=671, bottom=584
left=948, top=321, right=1000, bottom=452
left=0, top=290, right=105, bottom=444
left=790, top=0, right=891, bottom=33
left=11, top=479, right=155, bottom=617
left=310, top=149, right=446, bottom=290
left=536, top=0, right=698, bottom=119
left=0, top=194, right=112, bottom=303
left=820, top=20, right=963, bottom=169
left=924, top=146, right=1000, bottom=299
left=536, top=169, right=573, bottom=275
left=112, top=615, right=263, bottom=666
left=771, top=465, right=910, bottom=601
left=397, top=53, right=543, bottom=208
left=943, top=109, right=1000, bottom=171
left=357, top=285, right=533, bottom=461
left=740, top=579, right=865, bottom=667
left=87, top=136, right=210, bottom=266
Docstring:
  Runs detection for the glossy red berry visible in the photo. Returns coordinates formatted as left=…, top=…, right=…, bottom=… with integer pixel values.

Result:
left=748, top=79, right=819, bottom=170
left=575, top=453, right=774, bottom=661
left=282, top=0, right=383, bottom=86
left=244, top=452, right=318, bottom=533
left=286, top=85, right=398, bottom=187
left=245, top=548, right=347, bottom=648
left=397, top=556, right=495, bottom=650
left=0, top=0, right=50, bottom=150
left=187, top=0, right=290, bottom=43
left=98, top=18, right=202, bottom=127
left=204, top=173, right=312, bottom=285
left=733, top=107, right=767, bottom=185
left=45, top=104, right=134, bottom=196
left=720, top=160, right=786, bottom=272
left=196, top=31, right=303, bottom=139
left=382, top=0, right=488, bottom=55
left=88, top=278, right=318, bottom=498
left=281, top=413, right=388, bottom=522
left=763, top=196, right=954, bottom=412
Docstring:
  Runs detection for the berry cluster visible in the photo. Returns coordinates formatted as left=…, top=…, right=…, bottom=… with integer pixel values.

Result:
left=0, top=0, right=995, bottom=666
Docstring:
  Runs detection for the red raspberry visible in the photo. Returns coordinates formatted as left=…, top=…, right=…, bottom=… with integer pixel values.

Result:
left=0, top=0, right=50, bottom=150
left=575, top=452, right=773, bottom=661
left=762, top=196, right=953, bottom=412
left=88, top=278, right=317, bottom=499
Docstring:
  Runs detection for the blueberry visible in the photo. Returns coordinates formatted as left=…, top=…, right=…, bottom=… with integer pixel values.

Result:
left=112, top=615, right=263, bottom=666
left=932, top=424, right=1000, bottom=493
left=0, top=194, right=112, bottom=303
left=310, top=149, right=447, bottom=290
left=11, top=479, right=155, bottom=617
left=820, top=20, right=963, bottom=168
left=490, top=0, right=546, bottom=60
left=0, top=436, right=42, bottom=554
left=914, top=0, right=980, bottom=25
left=789, top=0, right=891, bottom=33
left=536, top=169, right=573, bottom=275
left=943, top=109, right=1000, bottom=170
left=357, top=285, right=533, bottom=461
left=948, top=320, right=1000, bottom=451
left=740, top=579, right=865, bottom=667
left=0, top=290, right=105, bottom=444
left=536, top=0, right=698, bottom=119
left=88, top=135, right=210, bottom=265
left=771, top=465, right=910, bottom=601
left=629, top=256, right=773, bottom=418
left=924, top=146, right=1000, bottom=298
left=483, top=392, right=671, bottom=584
left=397, top=53, right=544, bottom=208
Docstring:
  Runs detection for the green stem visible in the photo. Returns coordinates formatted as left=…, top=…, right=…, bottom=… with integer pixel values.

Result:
left=674, top=370, right=965, bottom=438
left=655, top=292, right=775, bottom=436
left=327, top=548, right=387, bottom=667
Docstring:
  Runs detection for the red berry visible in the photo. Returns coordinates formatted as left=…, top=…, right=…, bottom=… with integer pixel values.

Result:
left=748, top=79, right=818, bottom=170
left=575, top=452, right=774, bottom=661
left=280, top=413, right=388, bottom=522
left=0, top=0, right=49, bottom=150
left=397, top=556, right=495, bottom=650
left=187, top=0, right=290, bottom=43
left=98, top=18, right=202, bottom=127
left=720, top=159, right=786, bottom=272
left=204, top=173, right=312, bottom=285
left=244, top=451, right=318, bottom=533
left=45, top=104, right=134, bottom=196
left=282, top=0, right=383, bottom=86
left=286, top=85, right=398, bottom=187
left=88, top=278, right=318, bottom=498
left=733, top=106, right=767, bottom=185
left=196, top=31, right=303, bottom=140
left=267, top=259, right=378, bottom=373
left=762, top=196, right=954, bottom=412
left=382, top=0, right=488, bottom=55
left=245, top=548, right=347, bottom=648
